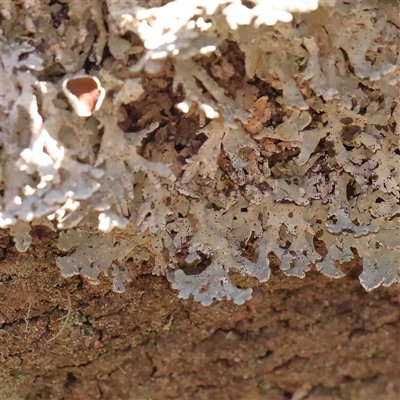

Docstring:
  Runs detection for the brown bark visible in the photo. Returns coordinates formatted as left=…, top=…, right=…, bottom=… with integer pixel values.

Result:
left=0, top=237, right=399, bottom=399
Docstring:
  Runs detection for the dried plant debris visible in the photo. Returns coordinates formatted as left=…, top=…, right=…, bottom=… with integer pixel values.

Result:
left=0, top=0, right=399, bottom=305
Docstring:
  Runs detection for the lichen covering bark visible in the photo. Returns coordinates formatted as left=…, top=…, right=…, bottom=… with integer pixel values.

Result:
left=1, top=0, right=399, bottom=305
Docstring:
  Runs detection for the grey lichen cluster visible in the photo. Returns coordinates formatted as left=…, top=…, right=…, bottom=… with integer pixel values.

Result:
left=1, top=0, right=399, bottom=305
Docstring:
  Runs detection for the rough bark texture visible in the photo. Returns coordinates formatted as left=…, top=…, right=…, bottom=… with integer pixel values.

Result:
left=1, top=235, right=399, bottom=400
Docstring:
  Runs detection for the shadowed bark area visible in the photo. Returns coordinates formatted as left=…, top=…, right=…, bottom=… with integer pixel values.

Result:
left=0, top=237, right=399, bottom=400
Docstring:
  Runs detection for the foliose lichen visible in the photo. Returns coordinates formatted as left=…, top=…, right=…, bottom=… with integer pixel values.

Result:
left=1, top=0, right=399, bottom=305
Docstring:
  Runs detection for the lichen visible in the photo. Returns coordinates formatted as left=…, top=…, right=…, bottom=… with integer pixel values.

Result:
left=1, top=0, right=399, bottom=305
